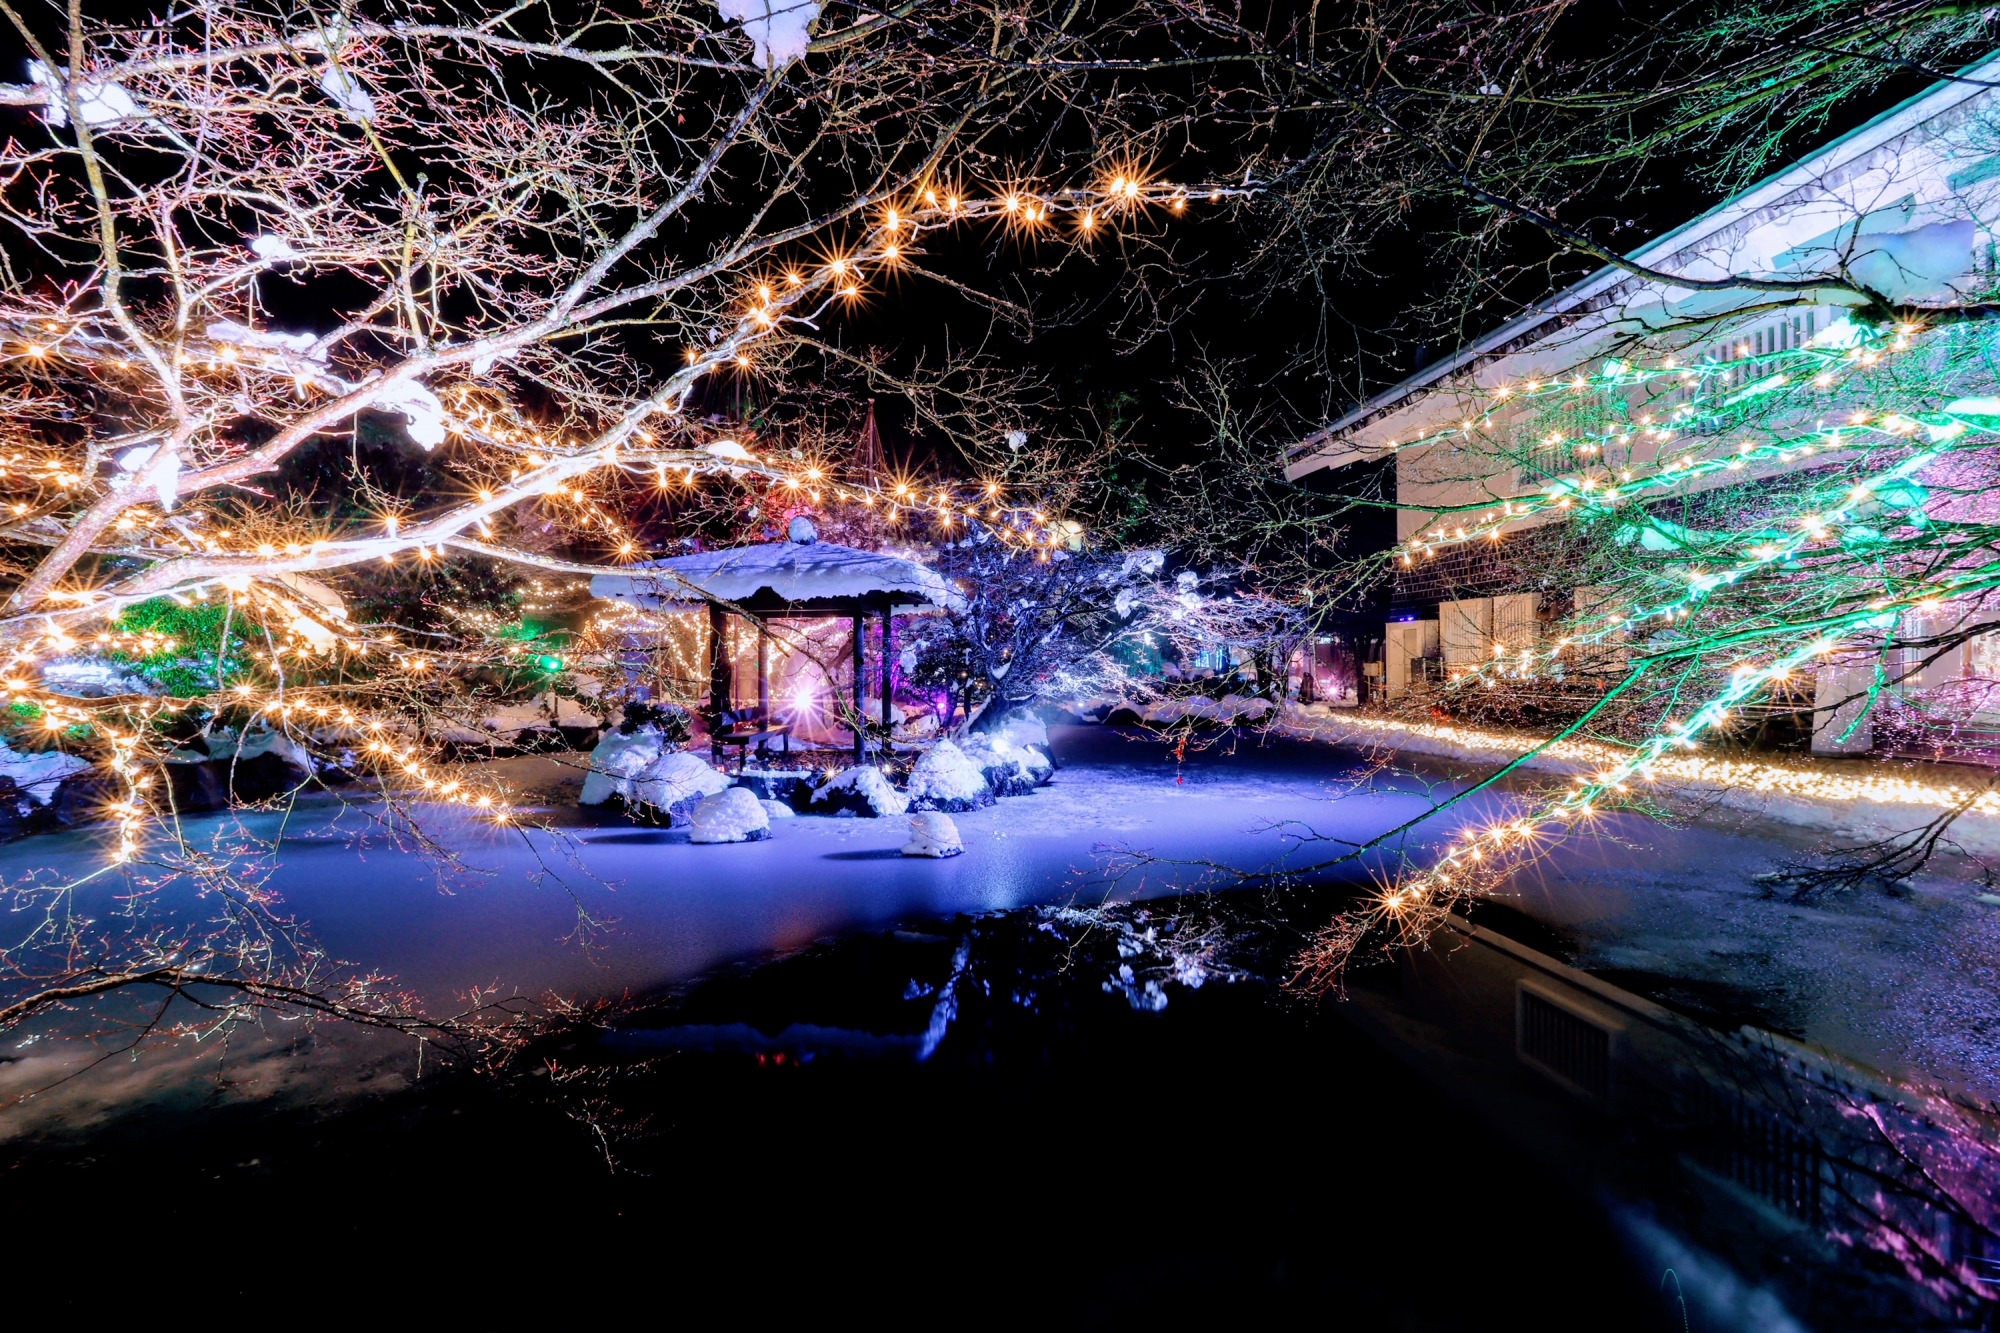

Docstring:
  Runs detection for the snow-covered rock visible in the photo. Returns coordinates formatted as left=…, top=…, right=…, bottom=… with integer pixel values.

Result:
left=905, top=738, right=994, bottom=812
left=0, top=739, right=89, bottom=806
left=37, top=657, right=158, bottom=698
left=579, top=725, right=662, bottom=805
left=810, top=764, right=908, bottom=817
left=759, top=797, right=796, bottom=820
left=632, top=750, right=731, bottom=817
left=960, top=733, right=1053, bottom=797
left=901, top=811, right=963, bottom=858
left=159, top=726, right=315, bottom=807
left=689, top=786, right=772, bottom=843
left=580, top=725, right=727, bottom=817
left=202, top=725, right=316, bottom=774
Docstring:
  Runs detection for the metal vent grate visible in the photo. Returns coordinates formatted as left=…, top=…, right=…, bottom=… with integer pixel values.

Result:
left=1709, top=1094, right=1824, bottom=1224
left=1517, top=986, right=1613, bottom=1100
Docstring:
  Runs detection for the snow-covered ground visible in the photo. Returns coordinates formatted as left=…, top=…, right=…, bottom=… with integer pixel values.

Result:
left=6, top=723, right=2000, bottom=1138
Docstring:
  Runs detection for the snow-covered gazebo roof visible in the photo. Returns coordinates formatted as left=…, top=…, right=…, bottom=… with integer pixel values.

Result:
left=590, top=524, right=958, bottom=614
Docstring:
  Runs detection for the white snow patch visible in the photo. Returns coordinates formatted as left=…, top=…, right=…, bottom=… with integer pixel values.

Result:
left=905, top=739, right=992, bottom=810
left=1135, top=693, right=1273, bottom=725
left=703, top=439, right=755, bottom=463
left=901, top=811, right=963, bottom=857
left=1848, top=219, right=1974, bottom=303
left=689, top=786, right=771, bottom=843
left=250, top=235, right=301, bottom=262
left=1115, top=550, right=1165, bottom=580
left=27, top=60, right=143, bottom=127
left=1946, top=396, right=2000, bottom=422
left=0, top=738, right=88, bottom=805
left=370, top=378, right=447, bottom=450
left=317, top=63, right=376, bottom=121
left=114, top=445, right=181, bottom=510
left=714, top=0, right=820, bottom=69
left=469, top=346, right=515, bottom=377
left=993, top=713, right=1050, bottom=754
left=759, top=797, right=796, bottom=820
left=1104, top=962, right=1169, bottom=1012
left=206, top=320, right=323, bottom=360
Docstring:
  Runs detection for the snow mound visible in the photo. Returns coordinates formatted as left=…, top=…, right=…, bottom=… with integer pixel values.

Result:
left=0, top=739, right=89, bottom=806
left=905, top=739, right=993, bottom=812
left=714, top=0, right=820, bottom=69
left=689, top=786, right=772, bottom=843
left=902, top=811, right=963, bottom=858
left=759, top=797, right=796, bottom=820
left=811, top=765, right=908, bottom=817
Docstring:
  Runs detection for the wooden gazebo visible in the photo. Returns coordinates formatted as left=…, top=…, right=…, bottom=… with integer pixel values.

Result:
left=589, top=521, right=957, bottom=763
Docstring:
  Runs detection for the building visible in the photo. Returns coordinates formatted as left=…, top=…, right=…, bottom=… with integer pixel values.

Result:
left=1286, top=52, right=2000, bottom=751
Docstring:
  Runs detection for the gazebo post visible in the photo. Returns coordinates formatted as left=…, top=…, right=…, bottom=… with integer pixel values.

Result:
left=707, top=602, right=729, bottom=749
left=756, top=621, right=770, bottom=719
left=880, top=603, right=894, bottom=732
left=851, top=610, right=866, bottom=763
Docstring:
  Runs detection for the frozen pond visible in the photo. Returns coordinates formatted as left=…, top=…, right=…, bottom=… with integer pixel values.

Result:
left=7, top=723, right=2000, bottom=1103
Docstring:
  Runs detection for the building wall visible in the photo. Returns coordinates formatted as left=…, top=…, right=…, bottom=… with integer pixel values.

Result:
left=1293, top=65, right=2000, bottom=743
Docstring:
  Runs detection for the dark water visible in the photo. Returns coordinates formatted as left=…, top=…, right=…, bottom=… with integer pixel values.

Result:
left=12, top=899, right=1694, bottom=1329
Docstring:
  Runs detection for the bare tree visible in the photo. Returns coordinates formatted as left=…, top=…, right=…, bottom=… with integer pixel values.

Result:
left=0, top=0, right=1256, bottom=1048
